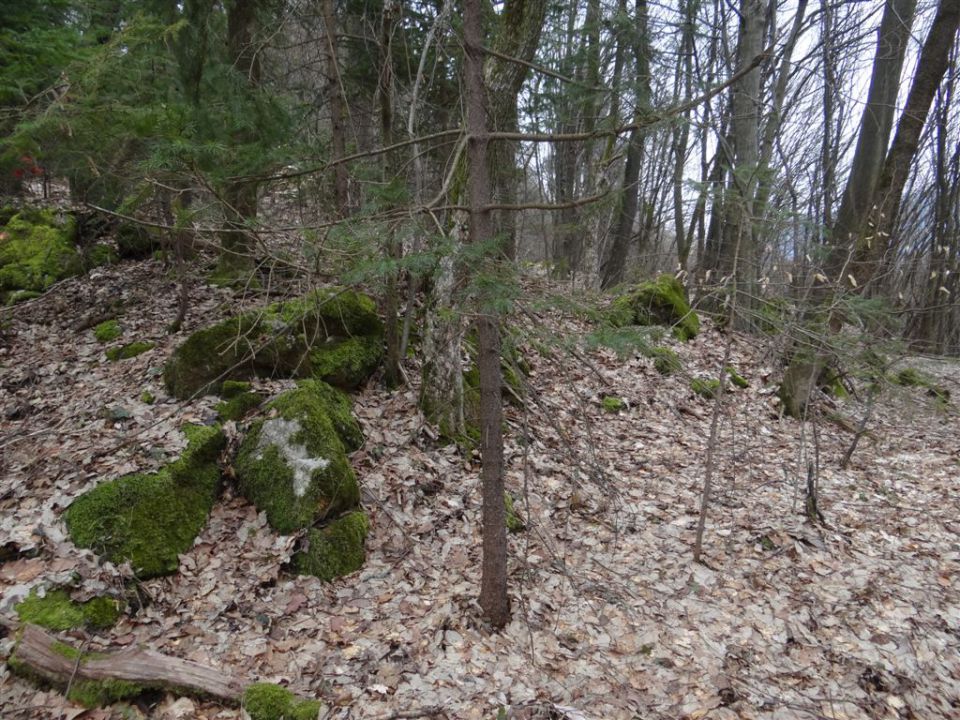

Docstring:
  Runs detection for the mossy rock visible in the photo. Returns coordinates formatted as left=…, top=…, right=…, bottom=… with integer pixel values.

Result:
left=607, top=274, right=699, bottom=341
left=163, top=287, right=383, bottom=399
left=235, top=383, right=360, bottom=534
left=105, top=341, right=155, bottom=362
left=93, top=319, right=121, bottom=343
left=648, top=346, right=682, bottom=375
left=691, top=377, right=720, bottom=399
left=0, top=208, right=82, bottom=303
left=243, top=683, right=324, bottom=720
left=215, top=390, right=264, bottom=421
left=64, top=425, right=225, bottom=578
left=291, top=511, right=369, bottom=581
left=15, top=588, right=121, bottom=631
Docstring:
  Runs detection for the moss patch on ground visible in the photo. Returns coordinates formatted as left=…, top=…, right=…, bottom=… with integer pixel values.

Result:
left=64, top=425, right=225, bottom=578
left=15, top=588, right=121, bottom=631
left=93, top=319, right=121, bottom=343
left=243, top=683, right=323, bottom=720
left=235, top=383, right=359, bottom=533
left=607, top=274, right=700, bottom=341
left=163, top=287, right=383, bottom=399
left=505, top=492, right=525, bottom=533
left=291, top=511, right=369, bottom=581
left=0, top=208, right=81, bottom=304
left=648, top=346, right=682, bottom=375
left=105, top=341, right=155, bottom=362
left=691, top=377, right=721, bottom=399
left=601, top=395, right=626, bottom=412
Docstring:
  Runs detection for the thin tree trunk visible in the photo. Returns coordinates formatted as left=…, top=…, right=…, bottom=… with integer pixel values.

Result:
left=321, top=0, right=349, bottom=217
left=465, top=0, right=510, bottom=629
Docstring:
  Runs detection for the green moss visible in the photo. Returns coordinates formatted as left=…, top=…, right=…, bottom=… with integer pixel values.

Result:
left=0, top=209, right=81, bottom=302
left=65, top=426, right=225, bottom=578
left=216, top=391, right=263, bottom=421
left=725, top=366, right=749, bottom=389
left=85, top=243, right=118, bottom=268
left=15, top=589, right=121, bottom=631
left=649, top=346, right=682, bottom=375
left=93, top=319, right=121, bottom=343
left=140, top=390, right=155, bottom=404
left=221, top=380, right=252, bottom=398
left=308, top=335, right=383, bottom=390
left=601, top=396, right=625, bottom=412
left=68, top=679, right=143, bottom=708
left=691, top=377, right=721, bottom=399
left=236, top=385, right=359, bottom=533
left=5, top=289, right=42, bottom=304
left=298, top=379, right=363, bottom=451
left=292, top=511, right=369, bottom=581
left=105, top=341, right=155, bottom=362
left=243, top=683, right=323, bottom=720
left=504, top=492, right=525, bottom=533
left=892, top=367, right=928, bottom=387
left=607, top=274, right=699, bottom=341
left=164, top=288, right=384, bottom=399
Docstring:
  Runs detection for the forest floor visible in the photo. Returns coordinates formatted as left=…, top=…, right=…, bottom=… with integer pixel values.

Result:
left=1, top=254, right=959, bottom=720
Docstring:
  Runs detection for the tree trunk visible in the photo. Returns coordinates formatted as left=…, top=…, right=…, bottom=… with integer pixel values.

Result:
left=321, top=0, right=349, bottom=217
left=218, top=0, right=263, bottom=279
left=599, top=0, right=651, bottom=290
left=465, top=0, right=510, bottom=629
left=826, top=0, right=917, bottom=283
left=855, top=0, right=960, bottom=289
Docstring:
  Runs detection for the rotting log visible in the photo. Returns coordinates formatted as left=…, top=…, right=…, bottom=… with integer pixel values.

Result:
left=9, top=622, right=247, bottom=703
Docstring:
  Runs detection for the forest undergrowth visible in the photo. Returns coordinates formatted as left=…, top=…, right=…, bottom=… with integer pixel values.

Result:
left=1, top=256, right=959, bottom=720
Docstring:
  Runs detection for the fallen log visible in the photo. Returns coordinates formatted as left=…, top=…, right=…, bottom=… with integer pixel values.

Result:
left=8, top=622, right=247, bottom=705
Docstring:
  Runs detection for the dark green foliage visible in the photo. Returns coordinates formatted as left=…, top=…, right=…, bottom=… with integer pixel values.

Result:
left=291, top=511, right=369, bottom=581
left=15, top=588, right=121, bottom=631
left=235, top=384, right=359, bottom=533
left=243, top=683, right=324, bottom=720
left=64, top=425, right=225, bottom=578
left=163, top=288, right=383, bottom=399
left=607, top=275, right=700, bottom=341
left=115, top=223, right=160, bottom=260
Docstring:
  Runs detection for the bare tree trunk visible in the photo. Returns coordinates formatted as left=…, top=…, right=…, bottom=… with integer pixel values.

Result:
left=380, top=0, right=403, bottom=388
left=219, top=0, right=263, bottom=279
left=599, top=0, right=651, bottom=290
left=826, top=0, right=917, bottom=283
left=465, top=0, right=510, bottom=629
left=856, top=0, right=960, bottom=288
left=321, top=0, right=349, bottom=217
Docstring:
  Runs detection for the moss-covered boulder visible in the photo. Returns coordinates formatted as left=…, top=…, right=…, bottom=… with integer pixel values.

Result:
left=291, top=511, right=369, bottom=581
left=163, top=287, right=383, bottom=399
left=64, top=425, right=225, bottom=578
left=608, top=274, right=699, bottom=341
left=215, top=381, right=265, bottom=421
left=235, top=383, right=360, bottom=534
left=0, top=208, right=82, bottom=303
left=15, top=588, right=121, bottom=631
left=243, top=683, right=324, bottom=720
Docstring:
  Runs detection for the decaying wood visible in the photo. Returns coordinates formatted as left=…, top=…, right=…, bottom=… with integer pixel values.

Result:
left=10, top=622, right=247, bottom=703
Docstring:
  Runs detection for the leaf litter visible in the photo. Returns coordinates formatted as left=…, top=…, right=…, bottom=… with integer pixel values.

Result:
left=0, top=263, right=958, bottom=719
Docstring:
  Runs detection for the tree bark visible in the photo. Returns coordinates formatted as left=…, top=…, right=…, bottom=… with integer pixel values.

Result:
left=321, top=0, right=349, bottom=217
left=465, top=0, right=510, bottom=629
